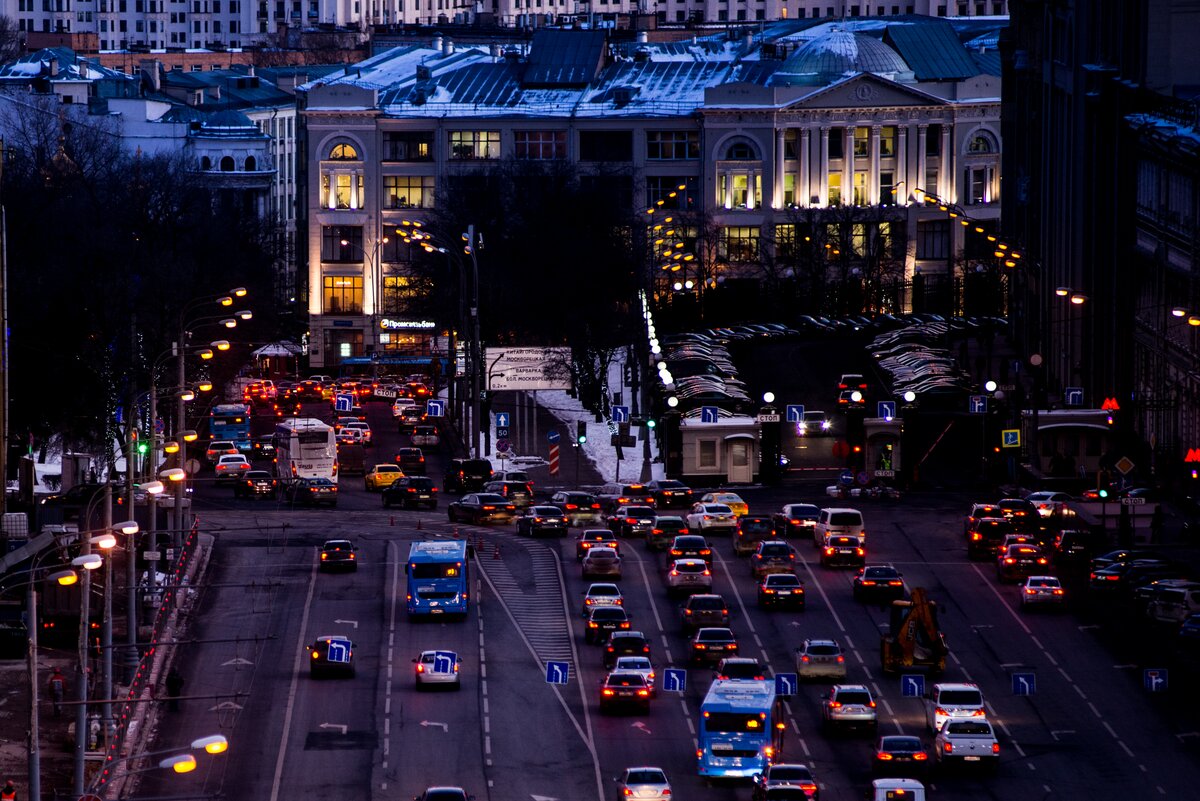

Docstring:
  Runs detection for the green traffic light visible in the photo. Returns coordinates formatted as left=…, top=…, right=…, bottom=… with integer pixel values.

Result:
left=577, top=435, right=587, bottom=444
left=137, top=443, right=149, bottom=455
left=646, top=419, right=657, bottom=429
left=1098, top=489, right=1109, bottom=499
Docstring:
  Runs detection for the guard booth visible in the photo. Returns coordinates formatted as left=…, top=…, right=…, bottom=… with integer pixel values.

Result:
left=865, top=418, right=902, bottom=483
left=677, top=414, right=761, bottom=485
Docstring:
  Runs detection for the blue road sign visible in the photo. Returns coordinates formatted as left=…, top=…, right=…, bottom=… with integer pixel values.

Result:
left=1065, top=387, right=1084, bottom=407
left=969, top=395, right=988, bottom=414
left=1002, top=429, right=1021, bottom=448
left=545, top=661, right=570, bottom=685
left=426, top=399, right=445, bottom=418
left=547, top=429, right=561, bottom=444
left=901, top=675, right=925, bottom=698
left=1144, top=668, right=1168, bottom=693
left=700, top=406, right=720, bottom=423
left=877, top=401, right=896, bottom=420
left=839, top=469, right=855, bottom=487
left=433, top=650, right=457, bottom=674
left=335, top=394, right=354, bottom=413
left=612, top=405, right=630, bottom=424
left=775, top=673, right=798, bottom=697
left=496, top=427, right=510, bottom=440
left=326, top=638, right=352, bottom=664
left=495, top=412, right=511, bottom=429
left=1012, top=672, right=1036, bottom=696
left=663, top=668, right=687, bottom=693
left=786, top=404, right=805, bottom=423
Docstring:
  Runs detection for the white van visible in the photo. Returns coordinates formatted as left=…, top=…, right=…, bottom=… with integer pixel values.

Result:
left=814, top=507, right=866, bottom=546
left=872, top=778, right=926, bottom=801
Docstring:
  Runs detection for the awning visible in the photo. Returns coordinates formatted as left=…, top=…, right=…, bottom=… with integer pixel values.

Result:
left=252, top=341, right=303, bottom=358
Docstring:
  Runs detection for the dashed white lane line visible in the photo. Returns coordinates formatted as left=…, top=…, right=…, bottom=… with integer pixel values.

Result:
left=753, top=633, right=764, bottom=648
left=1103, top=722, right=1119, bottom=738
left=482, top=697, right=489, bottom=714
left=1118, top=741, right=1135, bottom=758
left=1088, top=701, right=1103, bottom=718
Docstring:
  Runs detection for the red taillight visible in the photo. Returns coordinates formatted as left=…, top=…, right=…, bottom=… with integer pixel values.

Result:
left=836, top=655, right=845, bottom=663
left=992, top=742, right=1001, bottom=754
left=828, top=701, right=842, bottom=709
left=637, top=689, right=649, bottom=697
left=824, top=547, right=834, bottom=555
left=913, top=751, right=928, bottom=761
left=943, top=742, right=953, bottom=753
left=877, top=752, right=894, bottom=761
left=565, top=504, right=578, bottom=510
left=416, top=664, right=424, bottom=673
left=800, top=655, right=810, bottom=662
left=1004, top=558, right=1016, bottom=564
left=602, top=689, right=614, bottom=696
left=854, top=548, right=865, bottom=556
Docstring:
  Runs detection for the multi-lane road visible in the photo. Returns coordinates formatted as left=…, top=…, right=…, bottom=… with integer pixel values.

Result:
left=132, top=399, right=1200, bottom=801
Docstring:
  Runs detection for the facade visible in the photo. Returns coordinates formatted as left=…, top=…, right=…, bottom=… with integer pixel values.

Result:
left=301, top=18, right=1003, bottom=369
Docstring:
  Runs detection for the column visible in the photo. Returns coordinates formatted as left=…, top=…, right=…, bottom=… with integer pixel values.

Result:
left=842, top=126, right=853, bottom=205
left=940, top=123, right=953, bottom=201
left=916, top=124, right=928, bottom=197
left=800, top=128, right=811, bottom=207
left=774, top=127, right=786, bottom=210
left=897, top=126, right=908, bottom=198
left=869, top=125, right=881, bottom=205
left=819, top=127, right=830, bottom=205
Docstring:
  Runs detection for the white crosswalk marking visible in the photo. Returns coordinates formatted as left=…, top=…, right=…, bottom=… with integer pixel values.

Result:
left=478, top=544, right=574, bottom=666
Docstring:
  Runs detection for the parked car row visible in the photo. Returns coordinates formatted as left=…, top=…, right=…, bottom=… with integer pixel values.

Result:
left=868, top=321, right=974, bottom=397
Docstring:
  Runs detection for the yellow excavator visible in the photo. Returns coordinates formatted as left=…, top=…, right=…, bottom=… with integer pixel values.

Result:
left=880, top=587, right=948, bottom=674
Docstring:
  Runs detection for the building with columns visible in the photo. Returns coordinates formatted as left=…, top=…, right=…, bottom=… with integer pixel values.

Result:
left=301, top=17, right=1002, bottom=367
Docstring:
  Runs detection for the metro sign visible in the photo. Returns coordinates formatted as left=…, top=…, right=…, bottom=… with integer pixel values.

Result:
left=1101, top=397, right=1121, bottom=411
left=1186, top=448, right=1200, bottom=463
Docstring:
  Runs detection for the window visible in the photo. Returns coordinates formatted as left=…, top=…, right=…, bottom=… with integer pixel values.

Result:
left=784, top=129, right=799, bottom=160
left=783, top=174, right=796, bottom=206
left=925, top=124, right=942, bottom=156
left=383, top=175, right=434, bottom=209
left=720, top=226, right=760, bottom=262
left=321, top=226, right=363, bottom=262
left=329, top=142, right=359, bottom=160
left=647, top=130, right=699, bottom=160
left=322, top=275, right=363, bottom=315
left=724, top=139, right=757, bottom=160
left=879, top=171, right=896, bottom=204
left=698, top=440, right=717, bottom=468
left=916, top=220, right=949, bottom=260
left=321, top=172, right=364, bottom=210
left=853, top=126, right=869, bottom=157
left=967, top=131, right=996, bottom=153
left=828, top=128, right=844, bottom=160
left=449, top=130, right=501, bottom=160
left=853, top=172, right=867, bottom=205
left=719, top=172, right=761, bottom=209
left=880, top=126, right=896, bottom=157
left=828, top=173, right=842, bottom=205
left=382, top=131, right=433, bottom=161
left=220, top=156, right=234, bottom=171
left=579, top=130, right=633, bottom=162
left=514, top=130, right=566, bottom=160
left=646, top=176, right=697, bottom=210
left=200, top=155, right=211, bottom=170
left=967, top=166, right=992, bottom=204
left=244, top=156, right=256, bottom=171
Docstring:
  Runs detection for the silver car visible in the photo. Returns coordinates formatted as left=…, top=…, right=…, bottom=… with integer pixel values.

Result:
left=582, top=547, right=623, bottom=579
left=613, top=655, right=655, bottom=696
left=1020, top=575, right=1065, bottom=610
left=413, top=650, right=461, bottom=690
left=822, top=684, right=878, bottom=732
left=795, top=638, right=847, bottom=681
left=665, top=558, right=713, bottom=596
left=614, top=766, right=671, bottom=801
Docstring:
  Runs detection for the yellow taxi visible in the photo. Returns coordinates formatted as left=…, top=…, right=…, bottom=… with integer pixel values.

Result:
left=700, top=492, right=748, bottom=517
left=365, top=464, right=404, bottom=492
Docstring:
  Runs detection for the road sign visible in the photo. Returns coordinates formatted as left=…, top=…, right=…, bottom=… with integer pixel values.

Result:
left=495, top=412, right=510, bottom=428
left=877, top=401, right=896, bottom=420
left=496, top=427, right=510, bottom=439
left=663, top=668, right=687, bottom=693
left=969, top=395, right=988, bottom=414
left=786, top=404, right=805, bottom=423
left=612, top=405, right=630, bottom=424
left=857, top=471, right=870, bottom=486
left=426, top=399, right=445, bottom=417
left=1144, top=668, right=1168, bottom=692
left=1065, top=387, right=1084, bottom=406
left=1115, top=456, right=1135, bottom=475
left=1002, top=429, right=1021, bottom=448
left=756, top=413, right=780, bottom=423
left=547, top=429, right=561, bottom=444
left=839, top=469, right=854, bottom=487
left=875, top=470, right=896, bottom=478
left=143, top=551, right=161, bottom=560
left=335, top=393, right=354, bottom=413
left=901, top=675, right=925, bottom=698
left=433, top=650, right=457, bottom=674
left=545, top=661, right=570, bottom=685
left=185, top=458, right=201, bottom=475
left=496, top=439, right=510, bottom=454
left=774, top=673, right=797, bottom=697
left=154, top=417, right=165, bottom=434
left=326, top=638, right=352, bottom=664
left=548, top=443, right=560, bottom=475
left=1121, top=496, right=1146, bottom=506
left=1012, top=672, right=1036, bottom=696
left=700, top=406, right=720, bottom=423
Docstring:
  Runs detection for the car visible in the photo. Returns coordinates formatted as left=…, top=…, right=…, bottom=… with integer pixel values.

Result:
left=332, top=415, right=359, bottom=434
left=1132, top=577, right=1197, bottom=610
left=614, top=767, right=670, bottom=801
left=319, top=539, right=358, bottom=572
left=1026, top=490, right=1072, bottom=517
left=933, top=720, right=999, bottom=769
left=612, top=656, right=656, bottom=695
left=1146, top=582, right=1200, bottom=623
left=394, top=447, right=426, bottom=475
left=645, top=479, right=695, bottom=509
left=250, top=434, right=276, bottom=460
left=795, top=639, right=846, bottom=681
left=307, top=635, right=355, bottom=677
left=688, top=627, right=738, bottom=665
left=234, top=470, right=278, bottom=499
left=680, top=593, right=730, bottom=632
left=1089, top=559, right=1176, bottom=594
left=413, top=787, right=473, bottom=801
left=966, top=517, right=1013, bottom=560
left=365, top=464, right=404, bottom=492
left=338, top=441, right=367, bottom=476
left=839, top=373, right=868, bottom=391
left=585, top=606, right=631, bottom=644
left=447, top=493, right=516, bottom=524
left=286, top=478, right=338, bottom=507
left=397, top=405, right=426, bottom=432
left=1091, top=548, right=1162, bottom=571
left=685, top=503, right=737, bottom=533
left=1052, top=529, right=1108, bottom=569
left=820, top=535, right=865, bottom=568
left=342, top=421, right=372, bottom=446
left=483, top=480, right=534, bottom=509
left=758, top=573, right=805, bottom=609
left=773, top=504, right=821, bottom=538
left=598, top=670, right=652, bottom=713
left=443, top=458, right=494, bottom=493
left=714, top=656, right=765, bottom=681
left=391, top=397, right=417, bottom=417
left=647, top=515, right=688, bottom=551
left=733, top=515, right=777, bottom=556
left=516, top=505, right=569, bottom=537
left=582, top=582, right=624, bottom=617
left=996, top=497, right=1039, bottom=531
left=837, top=389, right=866, bottom=407
left=206, top=440, right=239, bottom=463
left=925, top=683, right=985, bottom=734
left=1020, top=575, right=1066, bottom=610
left=1000, top=532, right=1040, bottom=551
left=413, top=649, right=461, bottom=690
left=699, top=492, right=748, bottom=516
left=604, top=630, right=651, bottom=669
left=550, top=491, right=603, bottom=527
left=596, top=482, right=657, bottom=514
left=815, top=507, right=866, bottom=547
left=214, top=454, right=251, bottom=484
left=576, top=529, right=621, bottom=560
left=996, top=544, right=1049, bottom=583
left=751, top=763, right=819, bottom=801
left=336, top=427, right=366, bottom=447
left=873, top=734, right=929, bottom=775
left=1180, top=613, right=1200, bottom=646
left=411, top=425, right=440, bottom=448
left=582, top=547, right=623, bottom=580
left=493, top=469, right=532, bottom=483
left=963, top=502, right=1002, bottom=535
left=607, top=505, right=658, bottom=538
left=667, top=534, right=713, bottom=565
left=749, top=540, right=795, bottom=579
left=665, top=558, right=712, bottom=596
left=798, top=410, right=831, bottom=437
left=382, top=476, right=438, bottom=509
left=822, top=684, right=878, bottom=733
left=853, top=565, right=906, bottom=603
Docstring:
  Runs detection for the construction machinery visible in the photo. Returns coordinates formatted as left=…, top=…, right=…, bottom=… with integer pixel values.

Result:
left=880, top=587, right=948, bottom=674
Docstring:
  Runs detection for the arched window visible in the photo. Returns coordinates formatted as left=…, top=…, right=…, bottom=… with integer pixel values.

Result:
left=724, top=140, right=758, bottom=160
left=200, top=156, right=212, bottom=170
left=329, top=143, right=359, bottom=160
left=245, top=156, right=257, bottom=171
left=967, top=132, right=997, bottom=154
left=220, top=156, right=235, bottom=172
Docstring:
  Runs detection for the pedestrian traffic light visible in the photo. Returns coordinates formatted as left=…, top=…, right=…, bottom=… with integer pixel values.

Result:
left=646, top=418, right=656, bottom=430
left=576, top=420, right=587, bottom=445
left=137, top=441, right=149, bottom=456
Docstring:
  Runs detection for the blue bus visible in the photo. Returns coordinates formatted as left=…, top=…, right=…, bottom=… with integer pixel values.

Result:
left=210, top=403, right=252, bottom=453
left=406, top=540, right=470, bottom=618
left=697, top=679, right=784, bottom=778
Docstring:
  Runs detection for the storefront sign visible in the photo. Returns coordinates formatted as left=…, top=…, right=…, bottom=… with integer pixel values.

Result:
left=379, top=318, right=437, bottom=330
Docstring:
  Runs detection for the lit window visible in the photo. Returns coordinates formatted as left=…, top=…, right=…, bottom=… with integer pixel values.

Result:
left=329, top=143, right=359, bottom=160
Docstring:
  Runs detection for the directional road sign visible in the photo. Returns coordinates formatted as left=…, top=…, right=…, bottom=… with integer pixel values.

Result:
left=1065, top=387, right=1084, bottom=407
left=326, top=638, right=352, bottom=664
left=774, top=673, right=798, bottom=697
left=1002, top=429, right=1021, bottom=448
left=495, top=412, right=510, bottom=429
left=612, top=405, right=630, bottom=424
left=426, top=399, right=445, bottom=418
left=1012, top=672, right=1036, bottom=696
left=663, top=668, right=687, bottom=693
left=1144, top=668, right=1168, bottom=692
left=700, top=406, right=720, bottom=423
left=901, top=675, right=925, bottom=698
left=969, top=395, right=988, bottom=414
left=547, top=429, right=561, bottom=444
left=786, top=404, right=805, bottom=423
left=545, top=661, right=570, bottom=685
left=335, top=393, right=354, bottom=413
left=839, top=469, right=855, bottom=487
left=877, top=401, right=896, bottom=420
left=433, top=651, right=457, bottom=674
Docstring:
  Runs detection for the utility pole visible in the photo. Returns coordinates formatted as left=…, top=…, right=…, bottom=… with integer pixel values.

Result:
left=0, top=140, right=9, bottom=514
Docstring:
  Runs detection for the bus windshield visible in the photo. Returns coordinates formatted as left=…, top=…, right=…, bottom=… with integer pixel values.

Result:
left=410, top=562, right=462, bottom=579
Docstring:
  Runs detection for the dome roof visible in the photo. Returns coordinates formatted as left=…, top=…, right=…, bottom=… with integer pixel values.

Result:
left=774, top=30, right=912, bottom=86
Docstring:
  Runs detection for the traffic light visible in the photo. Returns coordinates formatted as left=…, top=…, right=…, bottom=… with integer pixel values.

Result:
left=137, top=441, right=149, bottom=456
left=1098, top=488, right=1109, bottom=499
left=576, top=420, right=587, bottom=445
left=646, top=418, right=657, bottom=430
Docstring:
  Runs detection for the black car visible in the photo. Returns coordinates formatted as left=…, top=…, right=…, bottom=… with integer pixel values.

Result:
left=394, top=447, right=426, bottom=475
left=603, top=630, right=651, bottom=669
left=307, top=635, right=355, bottom=677
left=483, top=481, right=534, bottom=509
left=443, top=458, right=494, bottom=493
left=550, top=491, right=603, bottom=526
left=689, top=627, right=739, bottom=665
left=820, top=535, right=865, bottom=568
left=966, top=517, right=1013, bottom=560
left=382, top=476, right=438, bottom=509
left=873, top=735, right=929, bottom=775
left=714, top=657, right=765, bottom=681
left=1053, top=529, right=1108, bottom=569
left=447, top=493, right=516, bottom=525
left=516, top=506, right=569, bottom=537
left=646, top=479, right=695, bottom=509
left=758, top=573, right=806, bottom=609
left=681, top=593, right=731, bottom=632
left=585, top=606, right=631, bottom=644
left=1089, top=559, right=1177, bottom=594
left=773, top=504, right=821, bottom=538
left=668, top=535, right=713, bottom=565
left=286, top=478, right=338, bottom=507
left=234, top=470, right=278, bottom=499
left=608, top=506, right=658, bottom=538
left=319, top=539, right=358, bottom=572
left=734, top=515, right=777, bottom=556
left=39, top=483, right=120, bottom=523
left=996, top=498, right=1040, bottom=531
left=598, top=671, right=651, bottom=713
left=852, top=565, right=906, bottom=603
left=1091, top=548, right=1162, bottom=571
left=251, top=435, right=276, bottom=460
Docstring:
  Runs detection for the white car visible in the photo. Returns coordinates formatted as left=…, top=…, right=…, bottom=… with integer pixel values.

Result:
left=581, top=547, right=622, bottom=580
left=614, top=767, right=671, bottom=801
left=411, top=425, right=441, bottom=447
left=391, top=398, right=417, bottom=418
left=685, top=503, right=737, bottom=533
left=1026, top=490, right=1072, bottom=517
left=342, top=421, right=372, bottom=446
left=214, top=454, right=251, bottom=483
left=925, top=683, right=986, bottom=735
left=665, top=558, right=713, bottom=596
left=413, top=650, right=461, bottom=689
left=1020, top=575, right=1065, bottom=610
left=613, top=655, right=655, bottom=695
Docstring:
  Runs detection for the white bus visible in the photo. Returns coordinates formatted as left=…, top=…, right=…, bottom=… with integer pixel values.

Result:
left=274, top=418, right=337, bottom=483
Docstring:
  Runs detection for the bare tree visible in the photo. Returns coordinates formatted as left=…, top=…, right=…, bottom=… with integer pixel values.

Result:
left=0, top=16, right=24, bottom=65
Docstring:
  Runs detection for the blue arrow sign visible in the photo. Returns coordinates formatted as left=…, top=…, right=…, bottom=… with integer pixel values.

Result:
left=545, top=661, right=570, bottom=685
left=326, top=638, right=352, bottom=664
left=774, top=673, right=797, bottom=697
left=969, top=395, right=988, bottom=414
left=612, top=405, right=630, bottom=424
left=1144, top=668, right=1168, bottom=692
left=1065, top=387, right=1084, bottom=407
left=547, top=429, right=561, bottom=444
left=839, top=469, right=855, bottom=487
left=786, top=404, right=805, bottom=423
left=426, top=399, right=445, bottom=418
left=877, top=401, right=896, bottom=420
left=663, top=668, right=687, bottom=693
left=901, top=674, right=925, bottom=698
left=433, top=650, right=457, bottom=674
left=700, top=406, right=720, bottom=423
left=1012, top=672, right=1036, bottom=696
left=495, top=412, right=510, bottom=429
left=335, top=393, right=354, bottom=413
left=1002, top=429, right=1021, bottom=448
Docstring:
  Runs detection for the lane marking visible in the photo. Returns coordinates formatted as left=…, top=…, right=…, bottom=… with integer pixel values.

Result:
left=1118, top=741, right=1135, bottom=758
left=796, top=556, right=848, bottom=634
left=268, top=549, right=319, bottom=801
left=970, top=564, right=1032, bottom=635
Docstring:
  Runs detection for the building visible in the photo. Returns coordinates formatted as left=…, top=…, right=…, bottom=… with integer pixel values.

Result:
left=300, top=17, right=1003, bottom=369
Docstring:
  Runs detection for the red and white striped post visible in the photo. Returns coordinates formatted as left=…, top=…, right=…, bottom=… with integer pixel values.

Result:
left=548, top=443, right=560, bottom=475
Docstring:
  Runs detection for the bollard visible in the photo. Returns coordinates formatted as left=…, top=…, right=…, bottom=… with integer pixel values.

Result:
left=390, top=516, right=395, bottom=526
left=417, top=518, right=423, bottom=531
left=493, top=543, right=500, bottom=560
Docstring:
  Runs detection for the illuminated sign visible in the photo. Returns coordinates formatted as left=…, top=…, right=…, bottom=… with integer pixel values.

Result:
left=1101, top=398, right=1121, bottom=411
left=379, top=319, right=436, bottom=331
left=1185, top=449, right=1200, bottom=463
